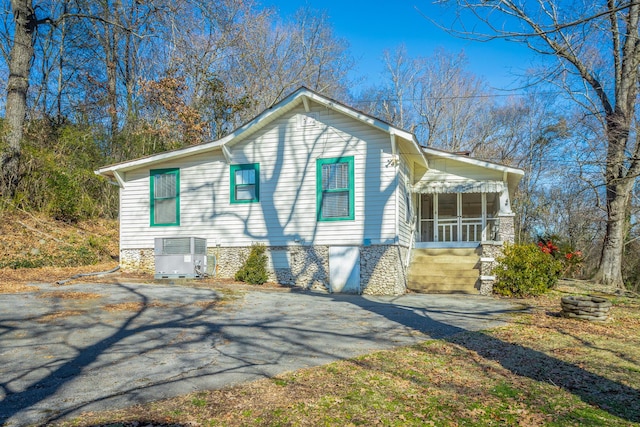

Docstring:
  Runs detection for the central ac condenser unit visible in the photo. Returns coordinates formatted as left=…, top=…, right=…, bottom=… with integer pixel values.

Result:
left=154, top=237, right=207, bottom=279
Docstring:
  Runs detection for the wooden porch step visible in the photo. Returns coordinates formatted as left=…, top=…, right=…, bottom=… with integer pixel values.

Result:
left=406, top=247, right=481, bottom=294
left=408, top=270, right=480, bottom=281
left=410, top=257, right=480, bottom=267
left=412, top=247, right=481, bottom=257
left=408, top=281, right=478, bottom=294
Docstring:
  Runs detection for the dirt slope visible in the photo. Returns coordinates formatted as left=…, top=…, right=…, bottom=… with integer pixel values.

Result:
left=0, top=210, right=119, bottom=291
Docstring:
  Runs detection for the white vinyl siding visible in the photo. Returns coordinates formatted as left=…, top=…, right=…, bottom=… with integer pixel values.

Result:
left=397, top=155, right=414, bottom=247
left=118, top=106, right=400, bottom=249
left=422, top=158, right=504, bottom=183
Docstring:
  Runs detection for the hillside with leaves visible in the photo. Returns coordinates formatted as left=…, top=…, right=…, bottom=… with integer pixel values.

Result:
left=0, top=207, right=118, bottom=271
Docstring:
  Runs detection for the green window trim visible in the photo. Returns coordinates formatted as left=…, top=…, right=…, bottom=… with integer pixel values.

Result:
left=316, top=156, right=355, bottom=221
left=230, top=163, right=260, bottom=204
left=150, top=168, right=180, bottom=227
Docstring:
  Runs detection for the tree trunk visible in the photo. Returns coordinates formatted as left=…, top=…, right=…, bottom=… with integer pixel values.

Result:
left=106, top=25, right=119, bottom=148
left=1, top=0, right=35, bottom=197
left=596, top=113, right=635, bottom=288
left=595, top=183, right=631, bottom=288
left=56, top=4, right=67, bottom=123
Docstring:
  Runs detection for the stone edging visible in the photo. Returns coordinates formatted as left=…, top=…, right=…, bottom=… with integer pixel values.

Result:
left=561, top=295, right=612, bottom=322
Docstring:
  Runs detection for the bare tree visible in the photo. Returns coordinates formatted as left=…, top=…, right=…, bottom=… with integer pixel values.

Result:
left=440, top=0, right=640, bottom=287
left=363, top=45, right=420, bottom=130
left=357, top=46, right=490, bottom=150
left=472, top=92, right=569, bottom=242
left=0, top=0, right=147, bottom=192
left=225, top=6, right=352, bottom=121
left=412, top=48, right=489, bottom=150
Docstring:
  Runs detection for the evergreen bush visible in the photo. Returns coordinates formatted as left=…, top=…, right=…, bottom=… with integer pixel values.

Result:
left=493, top=243, right=563, bottom=297
left=235, top=243, right=269, bottom=285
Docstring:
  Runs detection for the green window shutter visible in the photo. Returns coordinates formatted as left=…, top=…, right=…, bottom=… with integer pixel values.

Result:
left=230, top=163, right=260, bottom=203
left=316, top=156, right=354, bottom=221
left=150, top=168, right=180, bottom=226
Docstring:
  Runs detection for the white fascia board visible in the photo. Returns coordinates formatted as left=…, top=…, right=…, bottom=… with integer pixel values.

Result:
left=422, top=147, right=525, bottom=176
left=94, top=168, right=124, bottom=187
left=95, top=140, right=225, bottom=178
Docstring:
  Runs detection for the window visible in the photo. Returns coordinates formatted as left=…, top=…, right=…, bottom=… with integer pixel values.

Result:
left=150, top=168, right=180, bottom=226
left=317, top=156, right=354, bottom=221
left=230, top=163, right=259, bottom=203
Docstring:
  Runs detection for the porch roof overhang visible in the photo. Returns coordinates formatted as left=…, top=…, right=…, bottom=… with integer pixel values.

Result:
left=412, top=180, right=506, bottom=194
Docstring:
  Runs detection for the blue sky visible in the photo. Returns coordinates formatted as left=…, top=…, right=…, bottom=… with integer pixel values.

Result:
left=264, top=0, right=537, bottom=93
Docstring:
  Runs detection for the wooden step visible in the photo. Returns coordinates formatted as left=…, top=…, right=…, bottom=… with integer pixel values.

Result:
left=407, top=247, right=481, bottom=294
left=411, top=247, right=481, bottom=257
left=408, top=281, right=478, bottom=294
left=411, top=254, right=481, bottom=264
left=408, top=271, right=480, bottom=281
left=409, top=261, right=480, bottom=272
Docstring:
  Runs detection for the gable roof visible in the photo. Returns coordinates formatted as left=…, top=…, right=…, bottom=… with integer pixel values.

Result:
left=95, top=86, right=426, bottom=181
left=95, top=86, right=524, bottom=192
left=422, top=146, right=524, bottom=176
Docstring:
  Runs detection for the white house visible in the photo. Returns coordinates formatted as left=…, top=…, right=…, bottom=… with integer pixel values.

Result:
left=96, top=87, right=524, bottom=295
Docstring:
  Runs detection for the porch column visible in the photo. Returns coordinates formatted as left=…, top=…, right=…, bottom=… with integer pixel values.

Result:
left=498, top=188, right=512, bottom=214
left=496, top=213, right=515, bottom=244
left=480, top=188, right=515, bottom=295
left=497, top=188, right=515, bottom=244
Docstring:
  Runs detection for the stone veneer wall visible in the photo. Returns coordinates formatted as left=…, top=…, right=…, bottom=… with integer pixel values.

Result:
left=479, top=213, right=516, bottom=295
left=360, top=245, right=407, bottom=295
left=120, top=244, right=407, bottom=295
left=479, top=242, right=503, bottom=295
left=497, top=213, right=515, bottom=244
left=120, top=248, right=155, bottom=274
left=206, top=245, right=330, bottom=291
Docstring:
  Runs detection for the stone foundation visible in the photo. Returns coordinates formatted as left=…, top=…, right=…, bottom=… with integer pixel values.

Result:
left=207, top=246, right=252, bottom=280
left=120, top=249, right=155, bottom=274
left=361, top=245, right=407, bottom=295
left=120, top=244, right=407, bottom=295
left=282, top=245, right=330, bottom=292
left=480, top=243, right=502, bottom=275
left=477, top=213, right=515, bottom=295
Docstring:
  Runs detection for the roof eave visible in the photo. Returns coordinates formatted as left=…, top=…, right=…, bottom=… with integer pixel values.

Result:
left=95, top=87, right=429, bottom=176
left=95, top=140, right=225, bottom=178
left=422, top=146, right=524, bottom=176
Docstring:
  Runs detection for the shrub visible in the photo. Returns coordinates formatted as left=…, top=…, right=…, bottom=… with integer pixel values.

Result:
left=493, top=243, right=563, bottom=297
left=235, top=244, right=269, bottom=285
left=46, top=170, right=83, bottom=223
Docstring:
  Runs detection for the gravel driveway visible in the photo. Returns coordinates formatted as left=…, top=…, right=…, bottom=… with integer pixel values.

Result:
left=0, top=280, right=523, bottom=426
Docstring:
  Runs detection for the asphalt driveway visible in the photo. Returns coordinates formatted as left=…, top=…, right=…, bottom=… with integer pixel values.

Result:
left=0, top=280, right=523, bottom=426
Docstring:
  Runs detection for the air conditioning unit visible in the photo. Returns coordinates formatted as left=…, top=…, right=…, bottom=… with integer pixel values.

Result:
left=154, top=237, right=207, bottom=279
